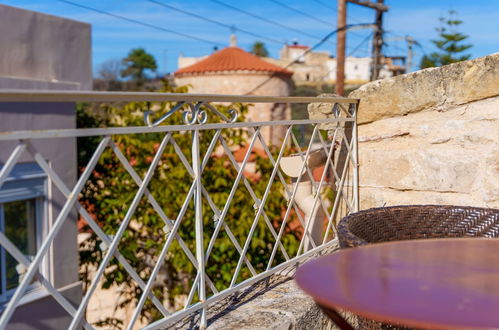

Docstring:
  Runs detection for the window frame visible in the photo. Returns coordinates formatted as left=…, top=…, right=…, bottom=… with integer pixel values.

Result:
left=0, top=163, right=50, bottom=304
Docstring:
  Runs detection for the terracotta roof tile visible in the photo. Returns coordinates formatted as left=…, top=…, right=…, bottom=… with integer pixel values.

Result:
left=288, top=44, right=309, bottom=49
left=175, top=47, right=293, bottom=76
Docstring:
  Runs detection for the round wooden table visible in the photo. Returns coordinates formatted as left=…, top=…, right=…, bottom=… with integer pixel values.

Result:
left=295, top=238, right=499, bottom=329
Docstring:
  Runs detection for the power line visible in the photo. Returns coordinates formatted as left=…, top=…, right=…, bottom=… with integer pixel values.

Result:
left=311, top=0, right=336, bottom=11
left=316, top=31, right=373, bottom=82
left=208, top=0, right=331, bottom=44
left=57, top=0, right=225, bottom=47
left=146, top=0, right=284, bottom=45
left=268, top=0, right=365, bottom=40
left=246, top=23, right=374, bottom=94
left=268, top=0, right=334, bottom=27
left=348, top=31, right=373, bottom=56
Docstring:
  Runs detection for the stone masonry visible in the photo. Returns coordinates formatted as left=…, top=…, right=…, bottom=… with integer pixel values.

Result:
left=310, top=53, right=499, bottom=210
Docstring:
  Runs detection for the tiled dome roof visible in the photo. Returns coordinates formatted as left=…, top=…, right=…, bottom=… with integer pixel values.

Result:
left=175, top=47, right=293, bottom=76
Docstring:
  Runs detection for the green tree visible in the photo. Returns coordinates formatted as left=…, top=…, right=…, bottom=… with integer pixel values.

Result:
left=420, top=10, right=472, bottom=69
left=77, top=82, right=300, bottom=326
left=250, top=41, right=269, bottom=57
left=121, top=48, right=158, bottom=86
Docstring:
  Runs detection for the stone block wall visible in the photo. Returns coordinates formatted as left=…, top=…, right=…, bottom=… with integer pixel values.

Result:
left=349, top=53, right=499, bottom=209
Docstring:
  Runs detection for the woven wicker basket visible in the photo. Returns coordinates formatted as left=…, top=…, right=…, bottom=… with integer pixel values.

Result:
left=337, top=205, right=499, bottom=329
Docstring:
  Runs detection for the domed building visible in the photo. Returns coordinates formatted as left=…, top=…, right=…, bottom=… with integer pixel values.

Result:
left=175, top=37, right=293, bottom=145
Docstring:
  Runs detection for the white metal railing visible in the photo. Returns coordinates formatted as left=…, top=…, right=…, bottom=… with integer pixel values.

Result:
left=0, top=90, right=359, bottom=329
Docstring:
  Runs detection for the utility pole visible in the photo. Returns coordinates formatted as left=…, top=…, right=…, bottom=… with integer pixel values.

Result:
left=406, top=36, right=414, bottom=73
left=384, top=35, right=417, bottom=73
left=346, top=0, right=388, bottom=81
left=370, top=0, right=384, bottom=80
left=336, top=0, right=347, bottom=95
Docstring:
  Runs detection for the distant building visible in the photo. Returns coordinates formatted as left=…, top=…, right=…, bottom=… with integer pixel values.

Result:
left=0, top=4, right=91, bottom=329
left=265, top=42, right=406, bottom=85
left=179, top=40, right=406, bottom=89
left=175, top=36, right=293, bottom=145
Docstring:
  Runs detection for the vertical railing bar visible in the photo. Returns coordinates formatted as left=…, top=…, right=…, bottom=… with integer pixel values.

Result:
left=170, top=133, right=258, bottom=280
left=68, top=134, right=170, bottom=330
left=265, top=126, right=320, bottom=270
left=171, top=130, right=259, bottom=273
left=164, top=133, right=234, bottom=305
left=0, top=232, right=93, bottom=329
left=0, top=142, right=26, bottom=189
left=350, top=103, right=360, bottom=212
left=110, top=141, right=219, bottom=295
left=192, top=127, right=207, bottom=329
left=183, top=129, right=262, bottom=311
left=0, top=136, right=110, bottom=329
left=26, top=141, right=169, bottom=316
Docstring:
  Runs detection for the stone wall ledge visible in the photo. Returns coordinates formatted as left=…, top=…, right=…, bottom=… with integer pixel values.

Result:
left=349, top=53, right=499, bottom=124
left=171, top=241, right=354, bottom=329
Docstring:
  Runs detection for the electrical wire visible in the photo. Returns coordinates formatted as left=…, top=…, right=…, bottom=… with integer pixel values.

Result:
left=268, top=0, right=334, bottom=27
left=347, top=32, right=373, bottom=56
left=146, top=0, right=284, bottom=45
left=311, top=0, right=336, bottom=11
left=57, top=0, right=225, bottom=47
left=268, top=0, right=365, bottom=40
left=208, top=0, right=331, bottom=44
left=315, top=31, right=373, bottom=82
left=245, top=23, right=374, bottom=94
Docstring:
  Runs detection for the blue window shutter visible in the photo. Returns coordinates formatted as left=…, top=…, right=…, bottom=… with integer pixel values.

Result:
left=0, top=163, right=46, bottom=203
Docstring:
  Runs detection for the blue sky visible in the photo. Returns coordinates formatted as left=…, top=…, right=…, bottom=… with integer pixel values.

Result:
left=2, top=0, right=498, bottom=76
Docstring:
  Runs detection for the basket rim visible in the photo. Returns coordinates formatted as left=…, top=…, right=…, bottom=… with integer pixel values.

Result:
left=337, top=204, right=499, bottom=248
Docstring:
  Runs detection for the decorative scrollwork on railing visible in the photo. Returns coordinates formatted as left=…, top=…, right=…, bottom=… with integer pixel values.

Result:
left=144, top=101, right=238, bottom=127
left=144, top=101, right=191, bottom=127
left=182, top=102, right=207, bottom=125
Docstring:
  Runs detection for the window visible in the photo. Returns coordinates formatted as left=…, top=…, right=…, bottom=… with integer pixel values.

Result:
left=0, top=163, right=46, bottom=301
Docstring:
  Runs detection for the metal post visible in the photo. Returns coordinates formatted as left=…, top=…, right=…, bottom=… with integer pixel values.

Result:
left=351, top=103, right=360, bottom=212
left=406, top=36, right=414, bottom=73
left=192, top=128, right=206, bottom=328
left=336, top=0, right=347, bottom=95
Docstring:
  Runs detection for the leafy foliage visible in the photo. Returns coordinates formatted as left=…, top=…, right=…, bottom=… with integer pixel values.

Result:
left=420, top=10, right=472, bottom=69
left=121, top=48, right=158, bottom=86
left=77, top=82, right=300, bottom=324
left=249, top=41, right=269, bottom=57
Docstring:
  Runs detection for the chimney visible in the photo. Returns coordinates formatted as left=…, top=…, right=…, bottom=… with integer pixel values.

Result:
left=230, top=34, right=237, bottom=47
